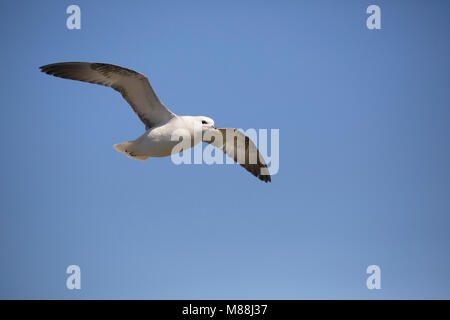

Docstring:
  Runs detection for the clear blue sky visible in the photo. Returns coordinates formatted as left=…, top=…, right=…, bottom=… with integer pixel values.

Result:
left=1, top=0, right=450, bottom=299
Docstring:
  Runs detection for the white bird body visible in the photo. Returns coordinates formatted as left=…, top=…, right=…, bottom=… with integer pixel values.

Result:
left=40, top=62, right=271, bottom=182
left=114, top=115, right=214, bottom=160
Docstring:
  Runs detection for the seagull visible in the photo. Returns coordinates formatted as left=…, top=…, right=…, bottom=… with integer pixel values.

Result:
left=40, top=62, right=271, bottom=182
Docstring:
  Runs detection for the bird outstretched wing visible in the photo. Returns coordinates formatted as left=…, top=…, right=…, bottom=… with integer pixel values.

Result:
left=40, top=62, right=175, bottom=129
left=203, top=128, right=271, bottom=183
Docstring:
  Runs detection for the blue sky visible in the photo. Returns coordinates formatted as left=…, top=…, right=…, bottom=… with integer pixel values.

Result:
left=1, top=0, right=450, bottom=299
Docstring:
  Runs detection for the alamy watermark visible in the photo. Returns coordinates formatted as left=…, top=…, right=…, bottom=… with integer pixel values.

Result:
left=366, top=265, right=381, bottom=290
left=66, top=265, right=81, bottom=290
left=366, top=5, right=381, bottom=30
left=169, top=125, right=279, bottom=177
left=66, top=5, right=81, bottom=30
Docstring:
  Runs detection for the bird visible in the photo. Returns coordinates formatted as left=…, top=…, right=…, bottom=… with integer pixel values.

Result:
left=39, top=62, right=271, bottom=182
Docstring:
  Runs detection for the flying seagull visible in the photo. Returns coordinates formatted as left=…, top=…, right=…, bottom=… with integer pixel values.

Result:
left=40, top=62, right=271, bottom=182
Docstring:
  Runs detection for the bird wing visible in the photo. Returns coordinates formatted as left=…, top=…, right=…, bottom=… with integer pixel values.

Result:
left=40, top=62, right=175, bottom=128
left=203, top=128, right=271, bottom=183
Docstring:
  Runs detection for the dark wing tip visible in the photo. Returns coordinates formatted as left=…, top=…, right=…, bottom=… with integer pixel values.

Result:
left=39, top=63, right=66, bottom=76
left=258, top=170, right=271, bottom=183
left=246, top=164, right=271, bottom=183
left=39, top=62, right=64, bottom=71
left=39, top=64, right=49, bottom=72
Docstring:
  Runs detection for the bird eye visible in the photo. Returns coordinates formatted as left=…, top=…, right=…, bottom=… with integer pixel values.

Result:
left=202, top=120, right=207, bottom=124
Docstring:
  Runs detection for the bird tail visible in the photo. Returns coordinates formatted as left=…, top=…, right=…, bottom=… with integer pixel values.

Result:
left=113, top=141, right=150, bottom=161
